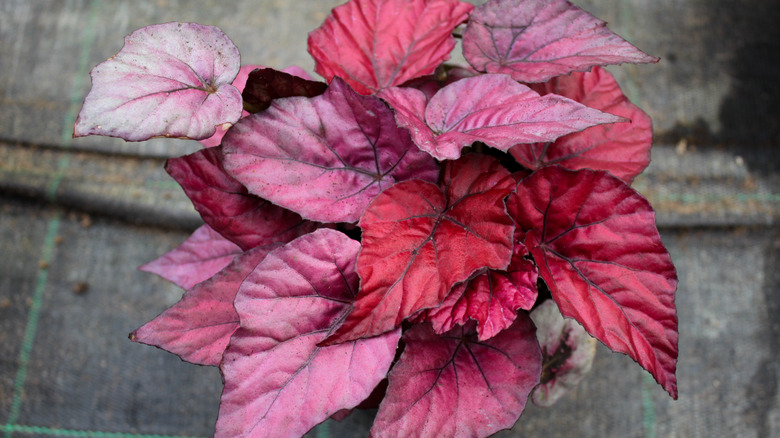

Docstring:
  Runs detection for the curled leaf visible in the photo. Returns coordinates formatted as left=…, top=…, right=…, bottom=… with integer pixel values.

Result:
left=371, top=318, right=541, bottom=438
left=75, top=22, right=242, bottom=141
left=462, top=0, right=658, bottom=83
left=308, top=0, right=474, bottom=94
left=222, top=77, right=439, bottom=223
left=507, top=166, right=678, bottom=398
left=242, top=68, right=328, bottom=113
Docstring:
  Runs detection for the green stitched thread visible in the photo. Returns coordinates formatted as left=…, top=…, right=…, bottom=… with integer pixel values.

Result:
left=0, top=424, right=205, bottom=438
left=641, top=373, right=657, bottom=438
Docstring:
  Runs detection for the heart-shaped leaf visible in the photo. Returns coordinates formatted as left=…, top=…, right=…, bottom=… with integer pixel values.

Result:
left=422, top=242, right=539, bottom=340
left=74, top=22, right=242, bottom=141
left=166, top=146, right=319, bottom=251
left=507, top=166, right=679, bottom=398
left=510, top=67, right=652, bottom=182
left=324, top=154, right=515, bottom=345
left=131, top=244, right=275, bottom=366
left=221, top=77, right=439, bottom=223
left=308, top=0, right=474, bottom=95
left=530, top=299, right=597, bottom=407
left=139, top=224, right=241, bottom=290
left=378, top=74, right=625, bottom=160
left=216, top=229, right=400, bottom=437
left=370, top=318, right=541, bottom=438
left=462, top=0, right=658, bottom=83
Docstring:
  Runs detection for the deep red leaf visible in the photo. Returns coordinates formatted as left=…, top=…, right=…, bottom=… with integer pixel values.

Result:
left=131, top=244, right=275, bottom=366
left=324, top=154, right=516, bottom=345
left=138, top=224, right=241, bottom=290
left=242, top=68, right=328, bottom=113
left=510, top=67, right=652, bottom=182
left=378, top=74, right=625, bottom=160
left=529, top=299, right=597, bottom=406
left=507, top=166, right=678, bottom=398
left=221, top=77, right=439, bottom=223
left=371, top=319, right=541, bottom=437
left=308, top=0, right=474, bottom=94
left=74, top=22, right=242, bottom=141
left=216, top=229, right=400, bottom=437
left=423, top=242, right=539, bottom=340
left=166, top=146, right=318, bottom=250
left=462, top=0, right=658, bottom=83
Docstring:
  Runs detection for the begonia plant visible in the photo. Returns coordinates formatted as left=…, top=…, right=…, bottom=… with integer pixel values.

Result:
left=74, top=0, right=678, bottom=436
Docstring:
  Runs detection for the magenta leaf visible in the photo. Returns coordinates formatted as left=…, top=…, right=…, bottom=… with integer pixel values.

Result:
left=371, top=318, right=541, bottom=437
left=74, top=22, right=242, bottom=141
left=139, top=224, right=241, bottom=290
left=423, top=243, right=539, bottom=340
left=308, top=0, right=474, bottom=95
left=507, top=166, right=679, bottom=398
left=242, top=68, right=328, bottom=113
left=530, top=299, right=597, bottom=407
left=221, top=77, right=439, bottom=223
left=166, top=146, right=318, bottom=250
left=131, top=244, right=274, bottom=366
left=462, top=0, right=658, bottom=83
left=217, top=229, right=400, bottom=437
left=510, top=67, right=652, bottom=182
left=378, top=74, right=625, bottom=160
left=324, top=154, right=515, bottom=345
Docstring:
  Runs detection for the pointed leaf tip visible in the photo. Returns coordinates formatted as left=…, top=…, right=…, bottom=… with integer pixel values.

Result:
left=74, top=22, right=242, bottom=141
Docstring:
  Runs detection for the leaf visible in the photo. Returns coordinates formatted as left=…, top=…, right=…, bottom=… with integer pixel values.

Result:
left=308, top=0, right=474, bottom=95
left=510, top=67, right=652, bottom=182
left=370, top=319, right=541, bottom=438
left=507, top=166, right=679, bottom=398
left=378, top=74, right=625, bottom=160
left=221, top=77, right=439, bottom=223
left=242, top=68, right=328, bottom=113
left=139, top=224, right=241, bottom=290
left=530, top=299, right=597, bottom=407
left=166, top=146, right=319, bottom=251
left=324, top=154, right=516, bottom=345
left=462, top=0, right=658, bottom=83
left=216, top=229, right=401, bottom=438
left=131, top=244, right=274, bottom=366
left=423, top=242, right=539, bottom=340
left=74, top=22, right=242, bottom=141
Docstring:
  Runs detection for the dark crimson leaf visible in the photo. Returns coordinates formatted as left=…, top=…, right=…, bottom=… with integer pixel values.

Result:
left=371, top=318, right=541, bottom=437
left=166, top=146, right=318, bottom=250
left=216, top=229, right=400, bottom=437
left=221, top=77, right=439, bottom=223
left=308, top=0, right=474, bottom=94
left=242, top=68, right=328, bottom=113
left=139, top=224, right=241, bottom=290
left=423, top=242, right=539, bottom=340
left=530, top=299, right=597, bottom=407
left=510, top=67, right=652, bottom=182
left=131, top=244, right=275, bottom=366
left=462, top=0, right=658, bottom=83
left=507, top=166, right=678, bottom=398
left=324, top=154, right=515, bottom=345
left=74, top=22, right=242, bottom=141
left=378, top=74, right=624, bottom=160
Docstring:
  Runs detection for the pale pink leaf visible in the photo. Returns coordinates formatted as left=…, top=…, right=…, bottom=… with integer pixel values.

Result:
left=222, top=77, right=439, bottom=223
left=74, top=22, right=242, bottom=141
left=379, top=74, right=625, bottom=160
left=139, top=224, right=241, bottom=290
left=371, top=318, right=541, bottom=438
left=217, top=229, right=400, bottom=437
left=462, top=0, right=658, bottom=83
left=423, top=243, right=539, bottom=340
left=530, top=299, right=597, bottom=407
left=131, top=244, right=274, bottom=366
left=510, top=67, right=653, bottom=182
left=308, top=0, right=474, bottom=94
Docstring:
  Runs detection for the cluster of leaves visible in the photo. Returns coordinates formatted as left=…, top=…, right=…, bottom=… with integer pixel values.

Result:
left=75, top=0, right=678, bottom=436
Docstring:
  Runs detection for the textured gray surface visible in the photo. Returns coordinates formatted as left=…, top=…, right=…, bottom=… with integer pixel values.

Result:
left=1, top=0, right=779, bottom=437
